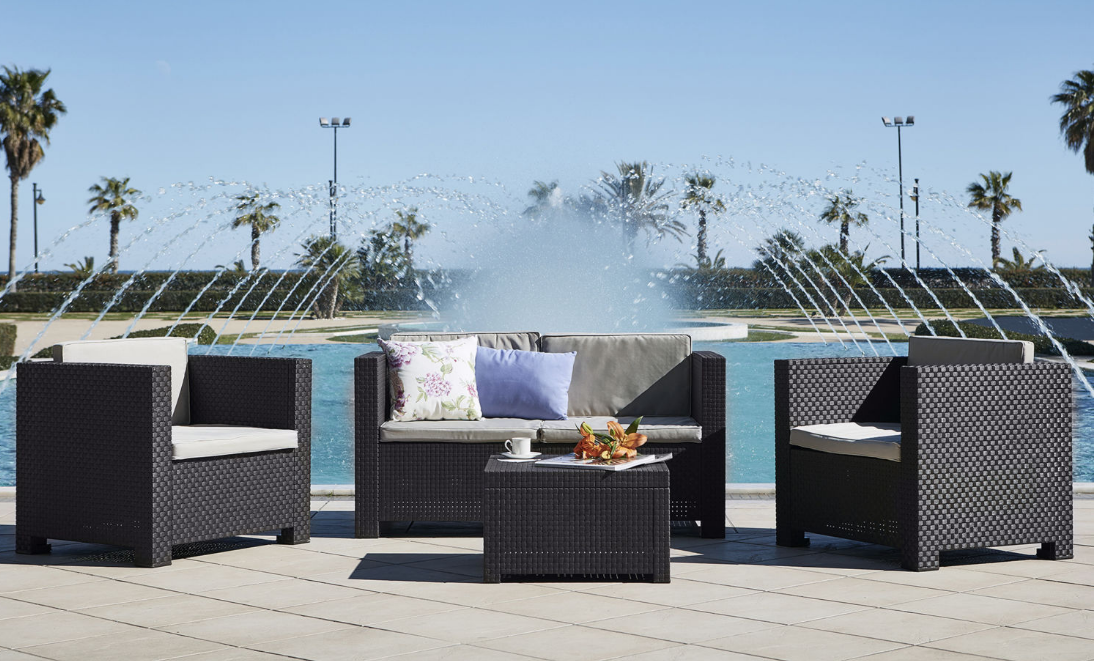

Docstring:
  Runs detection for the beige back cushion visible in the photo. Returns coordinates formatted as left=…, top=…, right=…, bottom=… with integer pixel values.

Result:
left=540, top=333, right=692, bottom=417
left=907, top=335, right=1034, bottom=366
left=54, top=337, right=191, bottom=424
left=389, top=331, right=540, bottom=351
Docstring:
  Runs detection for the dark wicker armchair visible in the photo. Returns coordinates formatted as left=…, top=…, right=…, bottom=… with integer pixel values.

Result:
left=775, top=336, right=1073, bottom=571
left=17, top=339, right=311, bottom=567
left=356, top=332, right=726, bottom=539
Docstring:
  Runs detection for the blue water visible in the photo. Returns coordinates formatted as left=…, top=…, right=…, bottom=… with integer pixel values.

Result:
left=2, top=342, right=1091, bottom=484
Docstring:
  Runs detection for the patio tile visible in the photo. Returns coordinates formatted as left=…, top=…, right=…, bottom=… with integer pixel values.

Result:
left=376, top=606, right=565, bottom=644
left=957, top=558, right=1077, bottom=579
left=856, top=566, right=1026, bottom=592
left=893, top=592, right=1073, bottom=625
left=0, top=652, right=44, bottom=661
left=78, top=594, right=256, bottom=628
left=5, top=578, right=171, bottom=610
left=374, top=580, right=567, bottom=607
left=477, top=624, right=677, bottom=661
left=55, top=557, right=204, bottom=580
left=686, top=591, right=868, bottom=624
left=799, top=607, right=993, bottom=644
left=19, top=628, right=223, bottom=661
left=850, top=648, right=999, bottom=661
left=168, top=649, right=289, bottom=661
left=924, top=627, right=1094, bottom=661
left=117, top=563, right=286, bottom=593
left=381, top=645, right=542, bottom=660
left=0, top=566, right=102, bottom=594
left=619, top=647, right=772, bottom=661
left=197, top=545, right=384, bottom=578
left=1039, top=563, right=1094, bottom=586
left=892, top=590, right=1072, bottom=625
left=754, top=551, right=900, bottom=576
left=703, top=625, right=902, bottom=661
left=1011, top=609, right=1094, bottom=639
left=0, top=596, right=56, bottom=621
left=682, top=564, right=836, bottom=591
left=482, top=590, right=666, bottom=624
left=583, top=578, right=756, bottom=607
left=776, top=576, right=951, bottom=607
left=200, top=577, right=362, bottom=609
left=677, top=542, right=816, bottom=565
left=0, top=611, right=137, bottom=649
left=159, top=610, right=351, bottom=646
left=970, top=577, right=1094, bottom=609
left=248, top=627, right=450, bottom=661
left=286, top=592, right=463, bottom=625
left=309, top=563, right=475, bottom=592
left=400, top=553, right=486, bottom=578
left=595, top=608, right=777, bottom=644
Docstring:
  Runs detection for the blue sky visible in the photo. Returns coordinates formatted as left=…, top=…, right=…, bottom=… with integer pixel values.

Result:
left=5, top=0, right=1094, bottom=271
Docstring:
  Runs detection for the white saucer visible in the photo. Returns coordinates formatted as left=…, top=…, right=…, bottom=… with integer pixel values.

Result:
left=501, top=451, right=541, bottom=460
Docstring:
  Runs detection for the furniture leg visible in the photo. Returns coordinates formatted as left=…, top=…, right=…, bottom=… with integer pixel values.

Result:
left=15, top=534, right=50, bottom=555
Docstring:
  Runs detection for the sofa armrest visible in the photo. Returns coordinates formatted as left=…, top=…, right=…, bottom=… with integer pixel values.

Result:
left=692, top=350, right=726, bottom=537
left=16, top=361, right=173, bottom=547
left=355, top=351, right=387, bottom=537
left=899, top=362, right=1073, bottom=548
left=187, top=355, right=311, bottom=436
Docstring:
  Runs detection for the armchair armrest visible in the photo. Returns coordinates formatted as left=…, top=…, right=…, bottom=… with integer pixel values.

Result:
left=355, top=351, right=387, bottom=537
left=692, top=350, right=726, bottom=538
left=187, top=355, right=311, bottom=437
left=16, top=361, right=173, bottom=547
left=899, top=362, right=1073, bottom=562
left=775, top=357, right=905, bottom=429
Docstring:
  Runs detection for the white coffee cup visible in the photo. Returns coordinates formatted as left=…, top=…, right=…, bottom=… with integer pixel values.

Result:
left=505, top=437, right=533, bottom=457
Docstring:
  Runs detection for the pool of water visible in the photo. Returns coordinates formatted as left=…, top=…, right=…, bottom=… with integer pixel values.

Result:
left=1, top=342, right=1091, bottom=484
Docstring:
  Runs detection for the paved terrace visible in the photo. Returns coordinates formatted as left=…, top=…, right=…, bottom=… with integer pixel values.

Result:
left=1, top=497, right=1092, bottom=661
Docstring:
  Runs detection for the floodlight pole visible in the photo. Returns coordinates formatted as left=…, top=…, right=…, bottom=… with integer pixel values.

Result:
left=32, top=183, right=43, bottom=274
left=914, top=178, right=920, bottom=270
left=882, top=116, right=914, bottom=269
left=319, top=117, right=351, bottom=240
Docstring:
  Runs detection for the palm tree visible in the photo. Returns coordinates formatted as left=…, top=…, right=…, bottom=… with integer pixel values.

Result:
left=232, top=192, right=281, bottom=270
left=818, top=189, right=868, bottom=253
left=0, top=66, right=66, bottom=289
left=64, top=256, right=95, bottom=279
left=680, top=173, right=725, bottom=264
left=391, top=207, right=430, bottom=271
left=87, top=177, right=141, bottom=273
left=359, top=228, right=409, bottom=287
left=752, top=229, right=807, bottom=282
left=806, top=243, right=888, bottom=306
left=967, top=171, right=1022, bottom=264
left=595, top=161, right=686, bottom=251
left=1052, top=68, right=1094, bottom=284
left=993, top=246, right=1044, bottom=275
left=295, top=235, right=360, bottom=319
left=523, top=180, right=562, bottom=217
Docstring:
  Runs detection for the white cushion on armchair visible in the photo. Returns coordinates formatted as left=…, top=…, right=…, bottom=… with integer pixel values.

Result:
left=172, top=425, right=298, bottom=460
left=54, top=337, right=192, bottom=424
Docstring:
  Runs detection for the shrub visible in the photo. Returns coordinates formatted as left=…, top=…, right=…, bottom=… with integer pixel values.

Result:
left=124, top=323, right=216, bottom=345
left=913, top=319, right=1094, bottom=356
left=0, top=323, right=14, bottom=357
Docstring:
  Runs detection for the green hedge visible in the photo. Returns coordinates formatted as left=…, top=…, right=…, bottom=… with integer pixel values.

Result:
left=0, top=323, right=14, bottom=357
left=913, top=319, right=1094, bottom=356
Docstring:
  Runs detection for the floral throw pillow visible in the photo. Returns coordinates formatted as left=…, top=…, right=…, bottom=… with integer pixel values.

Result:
left=379, top=337, right=483, bottom=421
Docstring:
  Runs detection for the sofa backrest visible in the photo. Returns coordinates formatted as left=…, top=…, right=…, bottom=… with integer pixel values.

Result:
left=540, top=333, right=692, bottom=417
left=907, top=335, right=1034, bottom=366
left=389, top=331, right=540, bottom=351
left=53, top=337, right=191, bottom=424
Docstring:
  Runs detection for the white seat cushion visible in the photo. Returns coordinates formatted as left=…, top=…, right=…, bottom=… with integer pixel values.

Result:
left=908, top=335, right=1033, bottom=365
left=789, top=422, right=902, bottom=462
left=538, top=416, right=703, bottom=444
left=172, top=424, right=298, bottom=460
left=54, top=337, right=191, bottom=425
left=380, top=418, right=543, bottom=443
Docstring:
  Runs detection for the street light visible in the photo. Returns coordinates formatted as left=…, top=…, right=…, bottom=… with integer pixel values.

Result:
left=881, top=115, right=914, bottom=266
left=32, top=183, right=45, bottom=274
left=319, top=116, right=351, bottom=239
left=912, top=178, right=921, bottom=270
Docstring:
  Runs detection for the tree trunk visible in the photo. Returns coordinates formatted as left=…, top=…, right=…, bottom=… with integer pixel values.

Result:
left=8, top=175, right=18, bottom=292
left=839, top=220, right=849, bottom=254
left=697, top=209, right=707, bottom=263
left=109, top=215, right=121, bottom=274
left=991, top=211, right=1001, bottom=266
left=327, top=279, right=340, bottom=319
left=251, top=224, right=261, bottom=271
left=1090, top=223, right=1094, bottom=288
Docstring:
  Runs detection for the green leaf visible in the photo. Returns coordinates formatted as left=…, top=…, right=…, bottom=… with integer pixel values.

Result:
left=625, top=417, right=643, bottom=435
left=440, top=362, right=453, bottom=374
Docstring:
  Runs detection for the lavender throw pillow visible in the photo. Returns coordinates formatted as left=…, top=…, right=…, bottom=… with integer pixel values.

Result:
left=475, top=347, right=576, bottom=420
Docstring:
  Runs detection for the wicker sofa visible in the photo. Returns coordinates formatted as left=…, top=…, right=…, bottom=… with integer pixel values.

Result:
left=16, top=337, right=311, bottom=567
left=356, top=332, right=726, bottom=538
left=775, top=335, right=1073, bottom=571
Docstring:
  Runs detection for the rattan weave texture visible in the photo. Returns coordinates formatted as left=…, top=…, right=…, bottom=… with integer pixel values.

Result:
left=775, top=357, right=1073, bottom=571
left=16, top=356, right=311, bottom=567
left=483, top=456, right=670, bottom=582
left=355, top=348, right=725, bottom=539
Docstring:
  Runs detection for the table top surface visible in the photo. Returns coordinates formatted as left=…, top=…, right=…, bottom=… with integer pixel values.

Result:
left=484, top=455, right=670, bottom=487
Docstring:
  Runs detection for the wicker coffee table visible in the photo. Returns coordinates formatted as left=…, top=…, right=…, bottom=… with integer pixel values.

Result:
left=483, top=456, right=670, bottom=583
